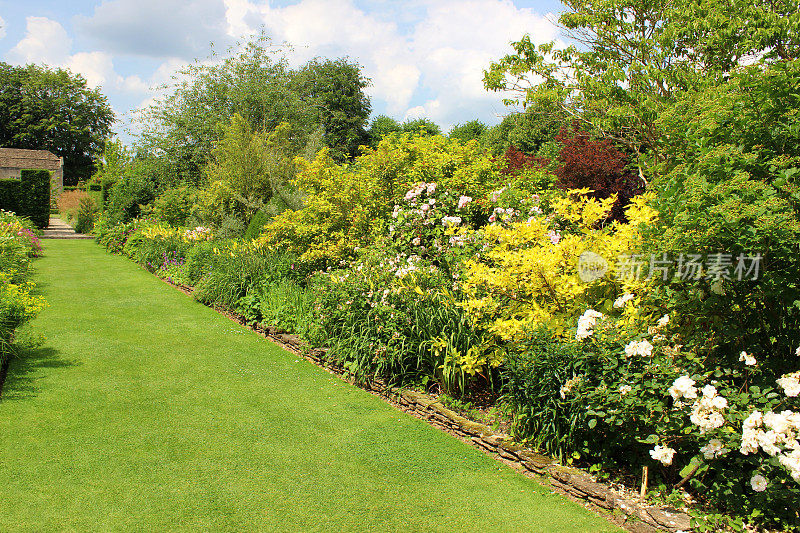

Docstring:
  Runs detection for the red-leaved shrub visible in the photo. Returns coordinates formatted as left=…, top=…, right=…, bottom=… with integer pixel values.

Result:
left=554, top=126, right=644, bottom=222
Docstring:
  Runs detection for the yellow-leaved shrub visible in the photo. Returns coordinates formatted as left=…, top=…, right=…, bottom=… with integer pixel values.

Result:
left=259, top=133, right=503, bottom=267
left=459, top=190, right=657, bottom=344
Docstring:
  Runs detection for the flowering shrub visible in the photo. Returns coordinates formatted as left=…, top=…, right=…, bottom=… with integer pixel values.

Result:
left=307, top=245, right=490, bottom=393
left=0, top=211, right=46, bottom=362
left=260, top=133, right=504, bottom=269
left=459, top=190, right=656, bottom=344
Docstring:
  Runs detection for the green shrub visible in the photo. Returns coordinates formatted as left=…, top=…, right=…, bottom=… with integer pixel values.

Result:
left=244, top=209, right=269, bottom=240
left=74, top=196, right=98, bottom=234
left=647, top=61, right=800, bottom=377
left=19, top=169, right=51, bottom=228
left=501, top=330, right=588, bottom=460
left=150, top=186, right=197, bottom=227
left=193, top=243, right=296, bottom=309
left=0, top=179, right=20, bottom=214
left=106, top=175, right=155, bottom=223
left=0, top=211, right=46, bottom=362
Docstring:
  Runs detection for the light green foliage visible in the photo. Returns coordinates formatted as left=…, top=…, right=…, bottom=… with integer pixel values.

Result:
left=669, top=0, right=799, bottom=71
left=204, top=115, right=309, bottom=226
left=91, top=139, right=131, bottom=190
left=73, top=196, right=98, bottom=234
left=148, top=186, right=198, bottom=227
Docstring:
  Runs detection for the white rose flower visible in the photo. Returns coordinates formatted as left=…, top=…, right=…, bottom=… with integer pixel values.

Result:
left=739, top=351, right=757, bottom=366
left=750, top=473, right=768, bottom=492
left=649, top=444, right=676, bottom=466
left=777, top=372, right=800, bottom=397
left=619, top=384, right=632, bottom=395
left=575, top=309, right=604, bottom=340
left=613, top=293, right=634, bottom=308
left=657, top=314, right=670, bottom=327
left=700, top=439, right=728, bottom=460
left=669, top=375, right=698, bottom=400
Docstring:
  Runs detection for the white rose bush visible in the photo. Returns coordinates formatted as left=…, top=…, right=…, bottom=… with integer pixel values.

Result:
left=503, top=294, right=800, bottom=530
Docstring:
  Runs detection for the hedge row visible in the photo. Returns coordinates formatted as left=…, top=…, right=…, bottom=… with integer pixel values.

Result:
left=0, top=170, right=51, bottom=228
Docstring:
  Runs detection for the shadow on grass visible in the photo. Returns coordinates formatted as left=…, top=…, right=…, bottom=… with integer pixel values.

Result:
left=0, top=345, right=79, bottom=401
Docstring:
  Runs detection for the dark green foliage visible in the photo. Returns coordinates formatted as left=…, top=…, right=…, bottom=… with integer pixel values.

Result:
left=0, top=63, right=114, bottom=185
left=501, top=329, right=587, bottom=459
left=19, top=169, right=51, bottom=228
left=106, top=175, right=156, bottom=224
left=0, top=179, right=20, bottom=214
left=367, top=115, right=402, bottom=147
left=290, top=57, right=371, bottom=161
left=401, top=118, right=442, bottom=137
left=244, top=209, right=270, bottom=240
left=647, top=60, right=800, bottom=367
left=448, top=120, right=487, bottom=143
left=481, top=106, right=566, bottom=156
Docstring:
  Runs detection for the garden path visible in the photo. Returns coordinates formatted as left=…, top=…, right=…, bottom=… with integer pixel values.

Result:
left=41, top=215, right=93, bottom=239
left=0, top=240, right=619, bottom=532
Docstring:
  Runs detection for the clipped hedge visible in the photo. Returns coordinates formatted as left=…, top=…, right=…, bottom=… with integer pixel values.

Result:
left=19, top=169, right=51, bottom=228
left=0, top=179, right=20, bottom=214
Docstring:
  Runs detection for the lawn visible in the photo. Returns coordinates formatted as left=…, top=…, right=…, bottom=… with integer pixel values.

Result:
left=0, top=240, right=618, bottom=532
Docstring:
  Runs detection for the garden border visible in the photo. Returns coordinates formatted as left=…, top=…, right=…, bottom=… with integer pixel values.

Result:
left=162, top=276, right=693, bottom=533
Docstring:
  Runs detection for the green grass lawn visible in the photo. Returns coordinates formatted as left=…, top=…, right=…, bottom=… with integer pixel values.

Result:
left=0, top=240, right=619, bottom=532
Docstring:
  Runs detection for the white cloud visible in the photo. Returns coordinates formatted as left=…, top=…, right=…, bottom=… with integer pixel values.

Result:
left=7, top=16, right=72, bottom=65
left=0, top=16, right=6, bottom=40
left=4, top=1, right=563, bottom=142
left=6, top=16, right=151, bottom=98
left=222, top=0, right=559, bottom=126
left=76, top=0, right=232, bottom=59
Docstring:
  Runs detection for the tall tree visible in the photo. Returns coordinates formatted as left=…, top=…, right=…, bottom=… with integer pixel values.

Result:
left=135, top=37, right=312, bottom=187
left=367, top=115, right=401, bottom=148
left=290, top=57, right=371, bottom=161
left=135, top=35, right=371, bottom=185
left=0, top=63, right=114, bottom=185
left=483, top=0, right=798, bottom=177
left=448, top=120, right=487, bottom=143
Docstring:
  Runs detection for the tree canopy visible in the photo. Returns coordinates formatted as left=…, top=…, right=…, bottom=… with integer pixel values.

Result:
left=482, top=0, right=798, bottom=175
left=0, top=62, right=114, bottom=186
left=135, top=36, right=371, bottom=186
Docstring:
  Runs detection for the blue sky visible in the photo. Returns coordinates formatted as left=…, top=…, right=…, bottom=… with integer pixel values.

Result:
left=0, top=0, right=565, bottom=145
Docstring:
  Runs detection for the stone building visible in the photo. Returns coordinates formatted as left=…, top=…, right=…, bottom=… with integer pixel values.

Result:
left=0, top=148, right=64, bottom=196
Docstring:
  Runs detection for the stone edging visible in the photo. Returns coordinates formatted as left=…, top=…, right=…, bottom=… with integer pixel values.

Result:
left=165, top=276, right=693, bottom=533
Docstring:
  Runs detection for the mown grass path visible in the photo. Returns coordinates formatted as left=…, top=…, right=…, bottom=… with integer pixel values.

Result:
left=0, top=240, right=618, bottom=532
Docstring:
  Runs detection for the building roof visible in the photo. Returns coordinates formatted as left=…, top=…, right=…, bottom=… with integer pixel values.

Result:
left=0, top=148, right=62, bottom=171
